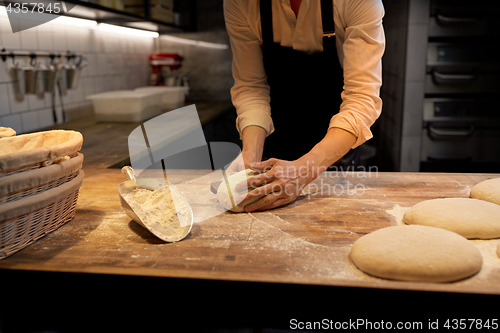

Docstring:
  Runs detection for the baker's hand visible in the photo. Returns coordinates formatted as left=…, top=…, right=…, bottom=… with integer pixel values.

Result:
left=226, top=125, right=266, bottom=175
left=236, top=158, right=325, bottom=212
left=234, top=127, right=356, bottom=211
left=226, top=150, right=260, bottom=175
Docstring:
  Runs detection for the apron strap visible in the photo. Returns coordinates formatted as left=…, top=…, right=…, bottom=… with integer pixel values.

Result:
left=260, top=0, right=273, bottom=44
left=321, top=0, right=335, bottom=36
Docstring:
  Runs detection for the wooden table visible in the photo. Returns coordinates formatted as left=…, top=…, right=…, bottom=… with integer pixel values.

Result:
left=1, top=107, right=499, bottom=328
left=40, top=101, right=235, bottom=169
left=1, top=169, right=499, bottom=296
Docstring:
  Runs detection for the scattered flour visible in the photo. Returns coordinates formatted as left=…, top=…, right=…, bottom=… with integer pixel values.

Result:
left=385, top=204, right=410, bottom=225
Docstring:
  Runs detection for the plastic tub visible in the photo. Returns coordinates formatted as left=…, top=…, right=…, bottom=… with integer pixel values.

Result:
left=87, top=90, right=163, bottom=122
left=135, top=86, right=188, bottom=111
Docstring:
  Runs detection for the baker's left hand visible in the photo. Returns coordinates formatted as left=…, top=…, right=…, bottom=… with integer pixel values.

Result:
left=236, top=158, right=325, bottom=212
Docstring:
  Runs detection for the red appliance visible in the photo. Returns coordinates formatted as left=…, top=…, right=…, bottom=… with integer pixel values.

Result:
left=149, top=52, right=184, bottom=86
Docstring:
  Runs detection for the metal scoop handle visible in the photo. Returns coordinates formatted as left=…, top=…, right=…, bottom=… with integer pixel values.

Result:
left=122, top=166, right=135, bottom=181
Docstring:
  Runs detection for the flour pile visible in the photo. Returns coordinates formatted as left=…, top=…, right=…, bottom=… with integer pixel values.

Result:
left=122, top=186, right=191, bottom=241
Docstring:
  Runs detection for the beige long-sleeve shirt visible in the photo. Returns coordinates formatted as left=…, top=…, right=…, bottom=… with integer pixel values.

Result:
left=224, top=0, right=385, bottom=148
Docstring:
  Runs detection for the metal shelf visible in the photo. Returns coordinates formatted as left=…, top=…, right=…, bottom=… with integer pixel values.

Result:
left=0, top=49, right=82, bottom=63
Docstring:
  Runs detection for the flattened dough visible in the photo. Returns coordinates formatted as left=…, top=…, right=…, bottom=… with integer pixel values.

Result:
left=497, top=242, right=500, bottom=259
left=470, top=178, right=500, bottom=206
left=217, top=169, right=260, bottom=213
left=403, top=198, right=500, bottom=239
left=349, top=225, right=482, bottom=282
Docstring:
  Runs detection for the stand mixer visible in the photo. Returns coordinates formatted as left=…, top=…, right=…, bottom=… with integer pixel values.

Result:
left=149, top=52, right=184, bottom=86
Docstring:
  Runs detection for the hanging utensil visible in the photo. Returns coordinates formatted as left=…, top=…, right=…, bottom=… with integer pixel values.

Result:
left=50, top=54, right=66, bottom=123
left=23, top=54, right=37, bottom=95
left=10, top=62, right=25, bottom=97
left=36, top=63, right=46, bottom=95
left=67, top=55, right=88, bottom=90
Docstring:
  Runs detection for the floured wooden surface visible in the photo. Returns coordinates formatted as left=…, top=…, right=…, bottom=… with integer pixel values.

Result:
left=1, top=168, right=499, bottom=295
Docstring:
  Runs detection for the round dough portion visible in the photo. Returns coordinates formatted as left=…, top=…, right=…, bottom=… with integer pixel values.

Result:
left=402, top=198, right=500, bottom=239
left=470, top=178, right=500, bottom=206
left=217, top=169, right=261, bottom=213
left=349, top=225, right=482, bottom=282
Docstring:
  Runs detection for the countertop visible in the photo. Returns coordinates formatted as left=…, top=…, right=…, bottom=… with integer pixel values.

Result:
left=1, top=102, right=499, bottom=328
left=43, top=101, right=235, bottom=169
left=1, top=169, right=499, bottom=295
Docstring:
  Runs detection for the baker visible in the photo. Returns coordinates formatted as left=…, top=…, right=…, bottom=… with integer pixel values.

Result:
left=224, top=0, right=385, bottom=211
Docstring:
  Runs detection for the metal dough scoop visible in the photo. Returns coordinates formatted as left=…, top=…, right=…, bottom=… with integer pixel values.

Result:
left=118, top=166, right=193, bottom=242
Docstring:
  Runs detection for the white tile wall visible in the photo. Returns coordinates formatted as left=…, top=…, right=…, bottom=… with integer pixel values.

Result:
left=158, top=30, right=233, bottom=101
left=0, top=17, right=21, bottom=49
left=21, top=110, right=39, bottom=132
left=2, top=113, right=22, bottom=132
left=9, top=82, right=29, bottom=113
left=37, top=108, right=54, bottom=128
left=0, top=12, right=154, bottom=134
left=0, top=83, right=9, bottom=114
left=19, top=28, right=38, bottom=49
left=36, top=23, right=54, bottom=50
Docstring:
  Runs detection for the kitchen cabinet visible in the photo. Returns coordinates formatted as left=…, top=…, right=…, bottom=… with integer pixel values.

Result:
left=63, top=0, right=196, bottom=33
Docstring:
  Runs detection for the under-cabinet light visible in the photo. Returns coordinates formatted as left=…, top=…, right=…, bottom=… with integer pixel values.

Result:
left=0, top=6, right=6, bottom=17
left=98, top=23, right=159, bottom=38
left=160, top=35, right=229, bottom=49
left=53, top=15, right=97, bottom=27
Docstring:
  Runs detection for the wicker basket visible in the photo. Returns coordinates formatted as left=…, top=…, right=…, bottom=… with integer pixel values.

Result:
left=0, top=127, right=16, bottom=139
left=0, top=129, right=85, bottom=259
left=0, top=170, right=84, bottom=259
left=0, top=130, right=83, bottom=177
left=0, top=153, right=84, bottom=204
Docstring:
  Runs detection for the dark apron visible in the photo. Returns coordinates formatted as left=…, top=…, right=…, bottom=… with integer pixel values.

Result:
left=260, top=0, right=359, bottom=168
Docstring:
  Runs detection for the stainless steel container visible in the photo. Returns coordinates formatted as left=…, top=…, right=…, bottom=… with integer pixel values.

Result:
left=66, top=57, right=88, bottom=90
left=10, top=64, right=25, bottom=96
left=24, top=66, right=38, bottom=94
left=36, top=66, right=46, bottom=94
left=59, top=66, right=68, bottom=91
left=43, top=66, right=59, bottom=93
left=67, top=65, right=79, bottom=89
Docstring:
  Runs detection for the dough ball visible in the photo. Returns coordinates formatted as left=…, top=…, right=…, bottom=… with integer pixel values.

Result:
left=349, top=225, right=482, bottom=282
left=402, top=198, right=500, bottom=239
left=217, top=169, right=261, bottom=213
left=470, top=178, right=500, bottom=206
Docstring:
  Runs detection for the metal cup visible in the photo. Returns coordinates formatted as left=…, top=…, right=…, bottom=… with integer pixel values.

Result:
left=10, top=63, right=26, bottom=96
left=24, top=65, right=37, bottom=94
left=67, top=65, right=80, bottom=90
left=36, top=66, right=46, bottom=94
left=59, top=66, right=68, bottom=91
left=43, top=66, right=58, bottom=93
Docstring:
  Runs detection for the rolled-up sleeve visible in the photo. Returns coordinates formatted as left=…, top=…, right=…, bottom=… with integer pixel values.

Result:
left=224, top=0, right=274, bottom=138
left=330, top=0, right=385, bottom=148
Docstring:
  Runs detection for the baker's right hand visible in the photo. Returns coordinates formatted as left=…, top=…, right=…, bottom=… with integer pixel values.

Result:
left=225, top=125, right=266, bottom=175
left=226, top=150, right=260, bottom=176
